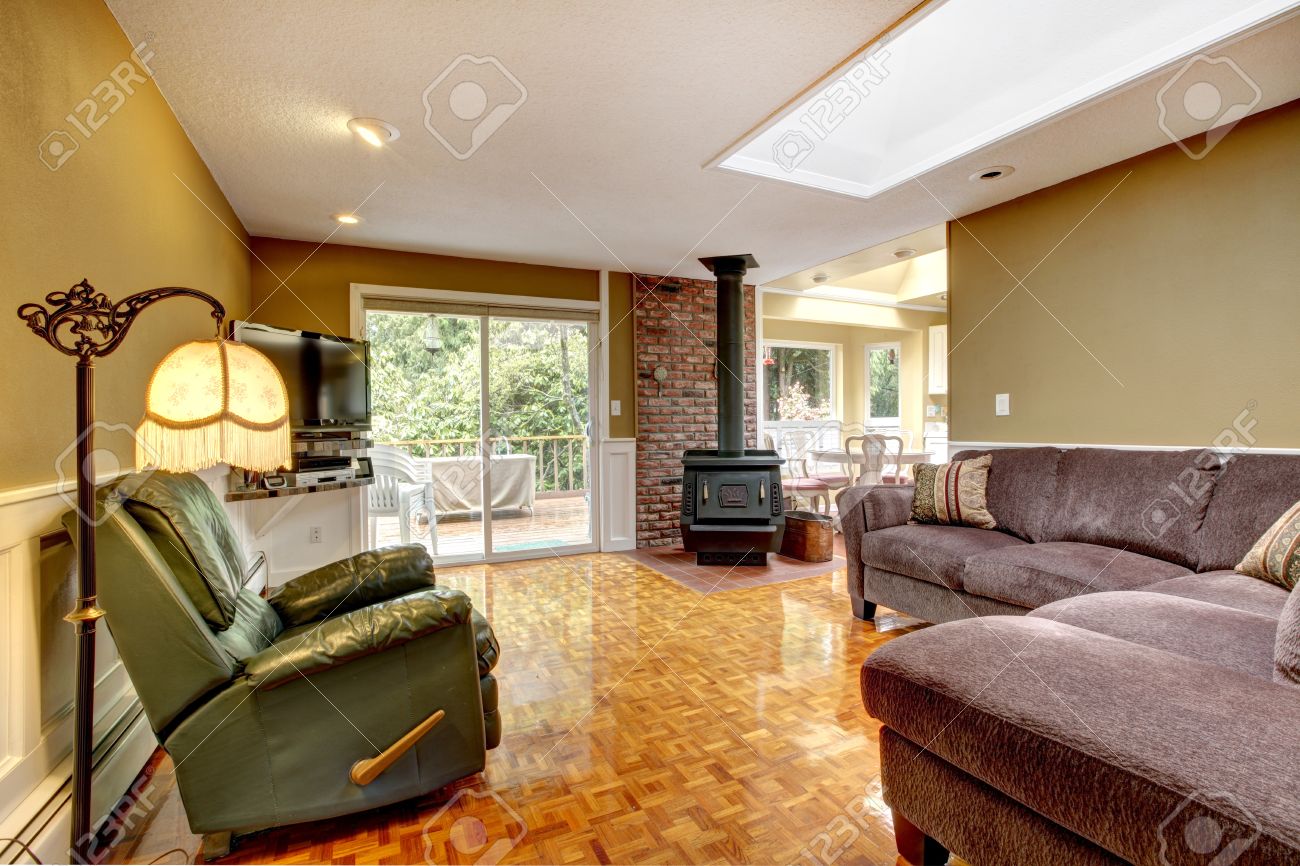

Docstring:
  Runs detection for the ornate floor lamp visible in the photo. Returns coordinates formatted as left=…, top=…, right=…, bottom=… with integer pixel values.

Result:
left=17, top=280, right=289, bottom=862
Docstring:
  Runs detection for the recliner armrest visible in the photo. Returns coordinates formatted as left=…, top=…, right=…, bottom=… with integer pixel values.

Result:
left=269, top=544, right=435, bottom=628
left=836, top=484, right=914, bottom=573
left=244, top=587, right=472, bottom=690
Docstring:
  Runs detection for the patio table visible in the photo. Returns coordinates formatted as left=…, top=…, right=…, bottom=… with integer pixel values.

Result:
left=418, top=454, right=537, bottom=514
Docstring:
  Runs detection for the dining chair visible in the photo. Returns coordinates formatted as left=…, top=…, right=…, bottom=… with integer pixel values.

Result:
left=773, top=430, right=832, bottom=514
left=858, top=433, right=906, bottom=484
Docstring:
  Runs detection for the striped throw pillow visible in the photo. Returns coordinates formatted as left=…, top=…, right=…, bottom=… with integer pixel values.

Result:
left=909, top=454, right=998, bottom=530
left=1236, top=500, right=1300, bottom=590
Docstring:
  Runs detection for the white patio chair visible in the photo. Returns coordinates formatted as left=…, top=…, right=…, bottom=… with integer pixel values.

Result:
left=368, top=445, right=437, bottom=551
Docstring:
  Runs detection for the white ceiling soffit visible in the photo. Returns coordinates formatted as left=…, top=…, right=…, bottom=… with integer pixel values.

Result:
left=717, top=0, right=1300, bottom=201
left=766, top=224, right=946, bottom=291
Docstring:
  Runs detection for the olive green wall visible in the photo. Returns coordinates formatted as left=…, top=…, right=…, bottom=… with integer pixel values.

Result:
left=248, top=239, right=638, bottom=439
left=1, top=0, right=250, bottom=491
left=949, top=100, right=1300, bottom=448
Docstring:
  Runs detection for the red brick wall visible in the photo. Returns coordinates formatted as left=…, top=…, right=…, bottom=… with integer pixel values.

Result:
left=633, top=273, right=757, bottom=547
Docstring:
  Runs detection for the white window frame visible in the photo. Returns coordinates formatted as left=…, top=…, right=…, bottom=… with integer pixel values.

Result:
left=864, top=341, right=903, bottom=430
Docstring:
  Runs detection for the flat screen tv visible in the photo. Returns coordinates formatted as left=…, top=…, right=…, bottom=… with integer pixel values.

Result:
left=231, top=321, right=371, bottom=432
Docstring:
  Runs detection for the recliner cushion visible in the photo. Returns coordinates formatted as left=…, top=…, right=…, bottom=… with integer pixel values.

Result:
left=1030, top=591, right=1279, bottom=680
left=1143, top=570, right=1290, bottom=618
left=119, top=471, right=245, bottom=629
left=963, top=542, right=1190, bottom=610
left=952, top=447, right=1063, bottom=541
left=860, top=524, right=1027, bottom=590
left=1040, top=448, right=1219, bottom=569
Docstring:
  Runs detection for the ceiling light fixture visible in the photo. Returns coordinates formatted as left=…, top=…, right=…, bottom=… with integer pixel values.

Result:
left=893, top=247, right=918, bottom=259
left=347, top=117, right=400, bottom=147
left=811, top=272, right=830, bottom=284
left=970, top=165, right=1014, bottom=181
left=333, top=213, right=361, bottom=225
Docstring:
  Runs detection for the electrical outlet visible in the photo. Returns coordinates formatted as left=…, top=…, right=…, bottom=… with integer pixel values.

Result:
left=995, top=393, right=1011, bottom=416
left=611, top=399, right=622, bottom=417
left=309, top=526, right=322, bottom=544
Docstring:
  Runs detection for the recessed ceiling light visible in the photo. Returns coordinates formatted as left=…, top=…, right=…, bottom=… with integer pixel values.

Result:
left=347, top=117, right=400, bottom=147
left=893, top=247, right=918, bottom=259
left=940, top=293, right=948, bottom=301
left=811, top=272, right=830, bottom=284
left=333, top=213, right=362, bottom=225
left=970, top=165, right=1014, bottom=181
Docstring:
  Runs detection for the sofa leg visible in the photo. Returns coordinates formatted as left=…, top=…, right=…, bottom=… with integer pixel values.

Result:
left=893, top=809, right=948, bottom=865
left=851, top=595, right=877, bottom=621
left=201, top=831, right=233, bottom=861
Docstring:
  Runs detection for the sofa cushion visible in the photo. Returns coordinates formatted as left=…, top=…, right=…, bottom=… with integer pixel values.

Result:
left=1029, top=591, right=1279, bottom=680
left=1144, top=570, right=1290, bottom=618
left=963, top=542, right=1190, bottom=610
left=1278, top=589, right=1300, bottom=687
left=1235, top=499, right=1300, bottom=590
left=1040, top=448, right=1219, bottom=569
left=910, top=454, right=997, bottom=529
left=952, top=447, right=1062, bottom=541
left=862, top=616, right=1300, bottom=865
left=860, top=524, right=1026, bottom=590
left=1199, top=453, right=1300, bottom=571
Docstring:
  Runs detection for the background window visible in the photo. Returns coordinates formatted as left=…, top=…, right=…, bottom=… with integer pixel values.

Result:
left=763, top=344, right=834, bottom=421
left=866, top=343, right=900, bottom=427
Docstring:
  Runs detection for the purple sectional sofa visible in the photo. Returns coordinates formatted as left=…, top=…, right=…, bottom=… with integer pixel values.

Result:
left=836, top=447, right=1300, bottom=866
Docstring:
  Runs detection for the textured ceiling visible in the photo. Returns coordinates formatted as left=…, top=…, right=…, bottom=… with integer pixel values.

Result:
left=107, top=1, right=1300, bottom=283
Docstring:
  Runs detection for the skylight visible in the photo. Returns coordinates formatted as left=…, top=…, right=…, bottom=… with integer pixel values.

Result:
left=717, top=0, right=1298, bottom=199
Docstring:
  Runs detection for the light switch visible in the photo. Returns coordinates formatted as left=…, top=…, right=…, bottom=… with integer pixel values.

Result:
left=995, top=393, right=1011, bottom=416
left=611, top=400, right=622, bottom=417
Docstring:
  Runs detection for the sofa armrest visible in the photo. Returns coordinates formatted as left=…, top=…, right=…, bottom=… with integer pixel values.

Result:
left=269, top=544, right=436, bottom=629
left=836, top=484, right=914, bottom=572
left=862, top=615, right=1300, bottom=864
left=245, top=587, right=472, bottom=690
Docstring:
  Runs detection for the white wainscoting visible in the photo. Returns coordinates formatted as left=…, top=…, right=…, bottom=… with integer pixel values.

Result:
left=599, top=439, right=637, bottom=552
left=949, top=441, right=1300, bottom=456
left=0, top=466, right=261, bottom=863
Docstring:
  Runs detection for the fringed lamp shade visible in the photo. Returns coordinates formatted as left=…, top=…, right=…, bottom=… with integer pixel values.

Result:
left=136, top=339, right=291, bottom=472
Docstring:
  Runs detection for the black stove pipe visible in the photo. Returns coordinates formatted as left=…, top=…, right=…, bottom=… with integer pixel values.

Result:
left=700, top=254, right=757, bottom=459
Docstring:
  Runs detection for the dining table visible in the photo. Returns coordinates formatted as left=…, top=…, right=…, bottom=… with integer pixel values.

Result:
left=809, top=448, right=934, bottom=482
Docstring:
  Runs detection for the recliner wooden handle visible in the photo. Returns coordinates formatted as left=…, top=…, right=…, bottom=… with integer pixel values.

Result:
left=350, top=709, right=445, bottom=786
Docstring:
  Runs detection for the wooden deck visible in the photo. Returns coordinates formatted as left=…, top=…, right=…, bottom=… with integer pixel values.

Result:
left=374, top=494, right=592, bottom=557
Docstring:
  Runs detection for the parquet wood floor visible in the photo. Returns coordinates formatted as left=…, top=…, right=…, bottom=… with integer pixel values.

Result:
left=107, top=553, right=951, bottom=866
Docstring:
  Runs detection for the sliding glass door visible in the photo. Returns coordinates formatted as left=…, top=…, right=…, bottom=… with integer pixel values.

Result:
left=364, top=301, right=596, bottom=564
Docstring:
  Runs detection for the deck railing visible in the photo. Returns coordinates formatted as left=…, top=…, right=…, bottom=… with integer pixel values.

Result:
left=382, top=435, right=590, bottom=495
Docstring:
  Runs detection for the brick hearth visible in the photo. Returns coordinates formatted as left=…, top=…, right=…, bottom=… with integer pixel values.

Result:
left=633, top=273, right=757, bottom=547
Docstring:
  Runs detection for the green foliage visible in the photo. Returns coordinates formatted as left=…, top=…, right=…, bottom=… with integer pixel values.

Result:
left=764, top=346, right=832, bottom=421
left=366, top=312, right=591, bottom=491
left=869, top=346, right=900, bottom=419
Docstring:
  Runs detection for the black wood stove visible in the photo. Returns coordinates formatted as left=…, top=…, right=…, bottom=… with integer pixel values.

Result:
left=679, top=254, right=785, bottom=566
